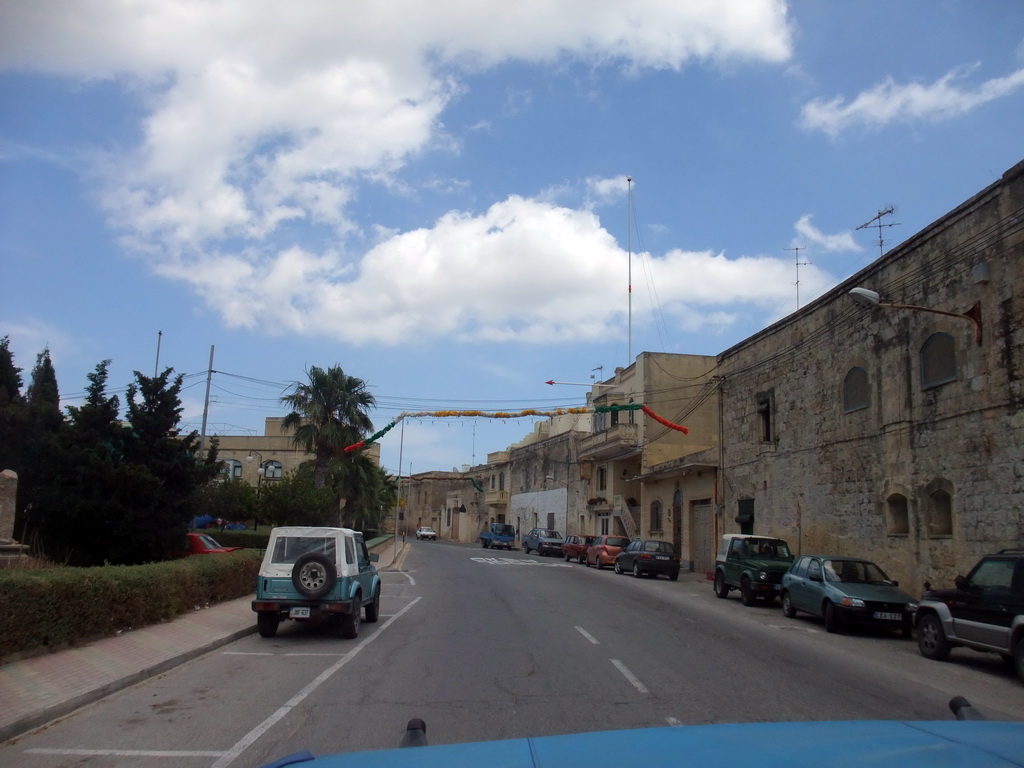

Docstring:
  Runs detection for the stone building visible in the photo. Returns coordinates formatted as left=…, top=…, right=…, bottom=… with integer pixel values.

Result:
left=579, top=352, right=719, bottom=561
left=717, top=159, right=1024, bottom=591
left=211, top=416, right=381, bottom=522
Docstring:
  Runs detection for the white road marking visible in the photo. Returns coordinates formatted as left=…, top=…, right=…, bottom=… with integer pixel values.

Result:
left=471, top=557, right=572, bottom=567
left=210, top=596, right=422, bottom=768
left=223, top=652, right=343, bottom=657
left=575, top=626, right=600, bottom=645
left=610, top=659, right=649, bottom=694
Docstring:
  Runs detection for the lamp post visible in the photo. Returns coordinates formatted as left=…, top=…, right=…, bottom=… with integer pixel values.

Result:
left=848, top=287, right=982, bottom=345
left=247, top=452, right=264, bottom=530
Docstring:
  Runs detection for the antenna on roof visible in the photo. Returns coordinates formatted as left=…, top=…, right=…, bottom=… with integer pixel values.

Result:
left=784, top=245, right=809, bottom=309
left=856, top=206, right=900, bottom=259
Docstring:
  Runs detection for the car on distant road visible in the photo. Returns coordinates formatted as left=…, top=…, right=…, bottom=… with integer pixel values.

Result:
left=614, top=539, right=681, bottom=580
left=713, top=533, right=794, bottom=605
left=523, top=528, right=563, bottom=557
left=251, top=526, right=381, bottom=640
left=183, top=532, right=241, bottom=556
left=586, top=535, right=631, bottom=570
left=781, top=555, right=917, bottom=636
left=415, top=526, right=437, bottom=540
left=563, top=534, right=596, bottom=563
left=915, top=549, right=1024, bottom=682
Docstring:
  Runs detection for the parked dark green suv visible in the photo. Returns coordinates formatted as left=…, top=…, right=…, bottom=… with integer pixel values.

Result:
left=713, top=534, right=794, bottom=606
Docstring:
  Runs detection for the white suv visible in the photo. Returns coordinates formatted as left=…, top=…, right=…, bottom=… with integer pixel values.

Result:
left=252, top=527, right=381, bottom=639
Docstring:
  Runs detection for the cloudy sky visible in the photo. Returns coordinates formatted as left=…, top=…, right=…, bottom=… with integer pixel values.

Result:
left=2, top=1, right=1022, bottom=476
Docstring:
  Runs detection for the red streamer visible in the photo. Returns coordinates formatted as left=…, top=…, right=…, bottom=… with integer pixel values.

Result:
left=642, top=405, right=688, bottom=434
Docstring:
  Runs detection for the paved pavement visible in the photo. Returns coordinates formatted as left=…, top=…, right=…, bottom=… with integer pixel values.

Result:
left=0, top=540, right=408, bottom=743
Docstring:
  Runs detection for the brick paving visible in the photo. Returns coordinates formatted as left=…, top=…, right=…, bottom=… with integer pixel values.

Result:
left=0, top=596, right=257, bottom=742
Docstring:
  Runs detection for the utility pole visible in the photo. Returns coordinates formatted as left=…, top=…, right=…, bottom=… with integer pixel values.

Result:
left=154, top=330, right=162, bottom=377
left=856, top=206, right=900, bottom=259
left=199, top=345, right=214, bottom=455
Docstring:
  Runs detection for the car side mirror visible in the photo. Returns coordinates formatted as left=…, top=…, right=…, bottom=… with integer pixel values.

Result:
left=954, top=575, right=967, bottom=590
left=809, top=572, right=822, bottom=582
left=370, top=553, right=379, bottom=563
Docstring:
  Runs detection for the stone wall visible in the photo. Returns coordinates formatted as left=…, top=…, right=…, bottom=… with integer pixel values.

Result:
left=717, top=159, right=1024, bottom=592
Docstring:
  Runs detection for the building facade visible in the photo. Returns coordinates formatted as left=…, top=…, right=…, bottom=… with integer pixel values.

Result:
left=717, top=159, right=1024, bottom=591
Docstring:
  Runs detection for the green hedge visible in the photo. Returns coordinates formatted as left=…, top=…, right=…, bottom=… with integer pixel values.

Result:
left=0, top=549, right=262, bottom=663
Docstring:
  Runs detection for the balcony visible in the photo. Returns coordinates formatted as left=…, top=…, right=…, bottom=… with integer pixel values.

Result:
left=485, top=490, right=509, bottom=507
left=578, top=422, right=641, bottom=461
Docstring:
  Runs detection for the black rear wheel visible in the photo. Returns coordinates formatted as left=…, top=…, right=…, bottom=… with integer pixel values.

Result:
left=340, top=605, right=360, bottom=639
left=713, top=570, right=729, bottom=598
left=782, top=591, right=797, bottom=618
left=257, top=612, right=279, bottom=638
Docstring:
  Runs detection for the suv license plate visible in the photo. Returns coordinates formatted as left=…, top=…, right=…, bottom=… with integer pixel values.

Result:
left=874, top=611, right=901, bottom=621
left=290, top=607, right=311, bottom=618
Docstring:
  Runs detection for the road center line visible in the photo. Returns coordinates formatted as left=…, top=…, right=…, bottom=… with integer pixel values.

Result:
left=575, top=626, right=600, bottom=645
left=610, top=659, right=649, bottom=694
left=211, top=596, right=422, bottom=768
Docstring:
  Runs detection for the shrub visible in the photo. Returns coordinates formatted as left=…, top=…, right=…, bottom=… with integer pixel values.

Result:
left=0, top=550, right=262, bottom=663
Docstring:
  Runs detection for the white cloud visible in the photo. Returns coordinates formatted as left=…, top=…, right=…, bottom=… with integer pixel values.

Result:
left=799, top=64, right=1024, bottom=137
left=152, top=194, right=808, bottom=346
left=1, top=1, right=794, bottom=346
left=792, top=215, right=861, bottom=253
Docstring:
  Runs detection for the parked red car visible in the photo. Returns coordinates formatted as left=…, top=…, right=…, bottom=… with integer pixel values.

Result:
left=184, top=532, right=241, bottom=556
left=585, top=535, right=631, bottom=569
left=562, top=534, right=596, bottom=563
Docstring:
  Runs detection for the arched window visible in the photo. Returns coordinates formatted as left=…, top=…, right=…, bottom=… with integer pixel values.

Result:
left=920, top=332, right=956, bottom=389
left=843, top=367, right=870, bottom=412
left=928, top=489, right=953, bottom=537
left=221, top=459, right=242, bottom=479
left=264, top=460, right=284, bottom=479
left=885, top=494, right=909, bottom=535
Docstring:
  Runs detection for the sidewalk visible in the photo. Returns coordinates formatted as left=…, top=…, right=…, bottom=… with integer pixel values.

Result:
left=0, top=541, right=407, bottom=743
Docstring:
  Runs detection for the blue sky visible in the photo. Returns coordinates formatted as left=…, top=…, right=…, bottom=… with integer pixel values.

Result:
left=2, top=1, right=1022, bottom=477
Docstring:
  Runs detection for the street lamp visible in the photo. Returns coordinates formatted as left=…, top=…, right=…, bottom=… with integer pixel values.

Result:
left=848, top=287, right=982, bottom=345
left=247, top=452, right=264, bottom=530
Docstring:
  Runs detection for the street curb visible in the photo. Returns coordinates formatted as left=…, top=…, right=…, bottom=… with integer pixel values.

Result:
left=1, top=624, right=258, bottom=743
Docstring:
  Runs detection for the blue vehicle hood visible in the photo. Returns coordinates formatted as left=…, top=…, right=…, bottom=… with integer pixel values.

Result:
left=264, top=720, right=1024, bottom=768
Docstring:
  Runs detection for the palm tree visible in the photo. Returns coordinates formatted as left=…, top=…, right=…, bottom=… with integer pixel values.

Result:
left=281, top=365, right=375, bottom=494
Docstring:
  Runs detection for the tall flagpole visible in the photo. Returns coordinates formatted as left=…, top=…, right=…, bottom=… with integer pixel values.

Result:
left=627, top=175, right=632, bottom=365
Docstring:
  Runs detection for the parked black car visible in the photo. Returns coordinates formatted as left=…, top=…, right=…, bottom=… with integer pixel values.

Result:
left=915, top=549, right=1024, bottom=683
left=614, top=539, right=681, bottom=580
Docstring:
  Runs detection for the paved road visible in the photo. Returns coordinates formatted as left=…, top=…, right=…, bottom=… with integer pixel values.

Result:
left=3, top=540, right=1021, bottom=767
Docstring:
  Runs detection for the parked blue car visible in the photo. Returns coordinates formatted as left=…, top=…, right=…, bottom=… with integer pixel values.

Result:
left=781, top=555, right=917, bottom=637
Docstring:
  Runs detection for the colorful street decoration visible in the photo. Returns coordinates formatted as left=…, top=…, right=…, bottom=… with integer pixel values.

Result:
left=344, top=403, right=687, bottom=454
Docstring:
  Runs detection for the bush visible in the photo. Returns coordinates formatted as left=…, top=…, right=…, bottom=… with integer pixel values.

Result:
left=0, top=550, right=262, bottom=663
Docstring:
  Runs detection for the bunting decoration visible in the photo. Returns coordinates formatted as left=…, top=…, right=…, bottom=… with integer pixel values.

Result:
left=469, top=477, right=485, bottom=493
left=344, top=403, right=688, bottom=454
